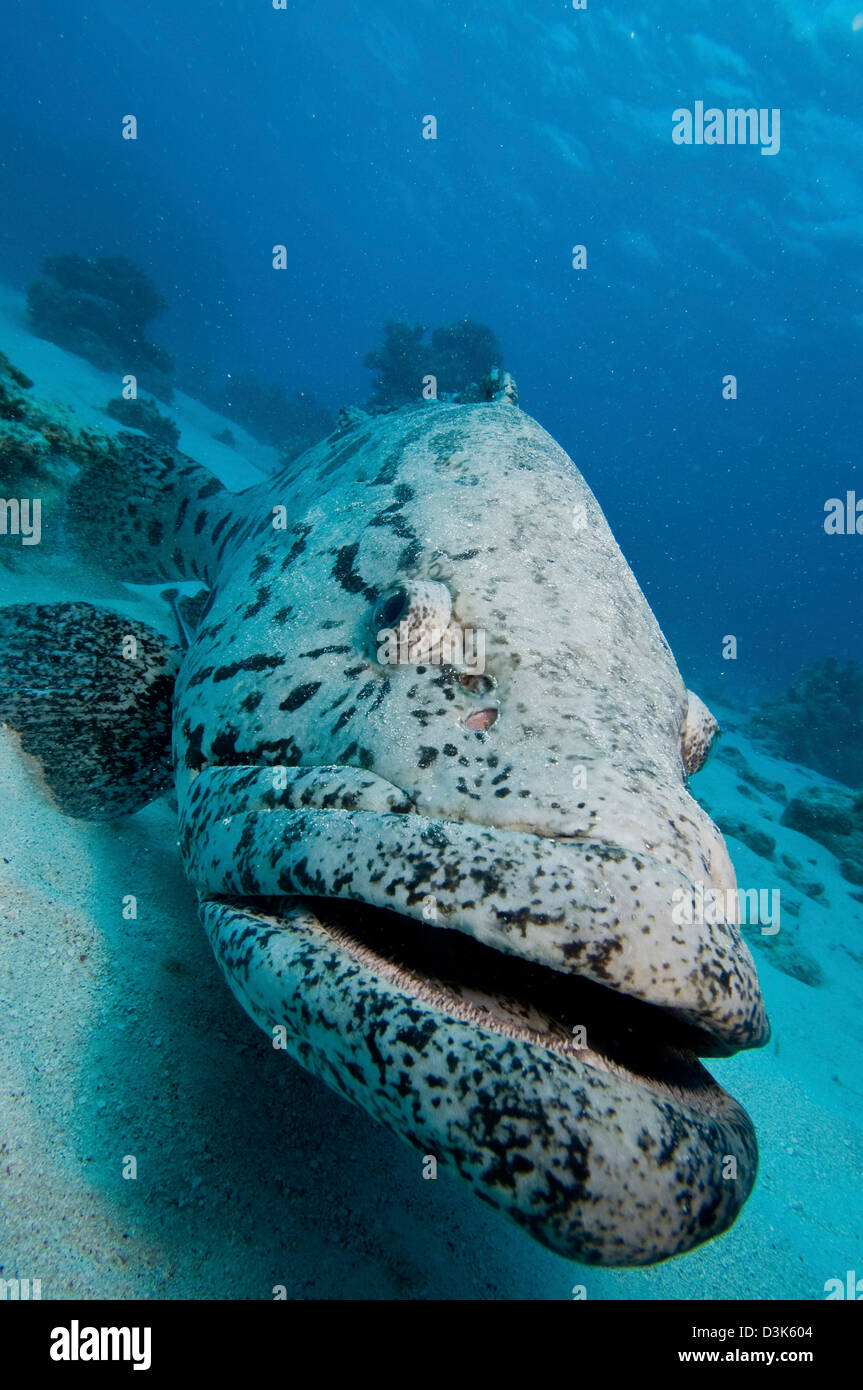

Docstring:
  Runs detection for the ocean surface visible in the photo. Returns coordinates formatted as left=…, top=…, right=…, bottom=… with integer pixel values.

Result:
left=0, top=1, right=861, bottom=1302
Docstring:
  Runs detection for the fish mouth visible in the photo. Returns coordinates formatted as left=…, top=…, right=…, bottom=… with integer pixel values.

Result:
left=182, top=767, right=768, bottom=1263
left=180, top=766, right=770, bottom=1053
left=312, top=894, right=739, bottom=1085
left=202, top=886, right=762, bottom=1267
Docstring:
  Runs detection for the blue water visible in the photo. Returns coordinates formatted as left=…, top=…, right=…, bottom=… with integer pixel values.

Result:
left=1, top=0, right=861, bottom=1301
left=2, top=0, right=861, bottom=689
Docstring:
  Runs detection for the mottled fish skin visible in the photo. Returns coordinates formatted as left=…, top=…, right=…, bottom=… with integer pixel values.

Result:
left=0, top=602, right=178, bottom=819
left=201, top=897, right=759, bottom=1267
left=70, top=397, right=769, bottom=1263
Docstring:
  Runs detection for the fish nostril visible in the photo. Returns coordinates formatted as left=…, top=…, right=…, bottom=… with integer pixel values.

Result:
left=465, top=707, right=498, bottom=732
left=458, top=672, right=495, bottom=696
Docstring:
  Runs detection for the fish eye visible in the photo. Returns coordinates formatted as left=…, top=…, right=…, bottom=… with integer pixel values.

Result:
left=374, top=588, right=409, bottom=629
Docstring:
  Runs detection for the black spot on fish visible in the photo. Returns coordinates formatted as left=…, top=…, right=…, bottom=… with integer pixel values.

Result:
left=217, top=519, right=243, bottom=562
left=429, top=429, right=465, bottom=470
left=318, top=432, right=370, bottom=478
left=243, top=586, right=271, bottom=620
left=187, top=664, right=215, bottom=688
left=210, top=725, right=244, bottom=764
left=148, top=519, right=163, bottom=548
left=332, top=542, right=373, bottom=598
left=197, top=478, right=222, bottom=500
left=241, top=690, right=264, bottom=714
left=373, top=449, right=401, bottom=486
left=456, top=777, right=481, bottom=800
left=194, top=510, right=208, bottom=536
left=284, top=523, right=312, bottom=566
left=422, top=825, right=449, bottom=849
left=399, top=540, right=422, bottom=570
left=279, top=681, right=322, bottom=712
left=212, top=654, right=284, bottom=683
left=184, top=722, right=206, bottom=771
left=249, top=553, right=272, bottom=581
left=369, top=509, right=415, bottom=540
left=370, top=678, right=390, bottom=711
left=299, top=644, right=353, bottom=659
left=418, top=747, right=438, bottom=768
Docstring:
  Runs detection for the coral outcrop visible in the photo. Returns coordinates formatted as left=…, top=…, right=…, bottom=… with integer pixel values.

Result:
left=104, top=395, right=179, bottom=448
left=26, top=254, right=174, bottom=401
left=363, top=318, right=505, bottom=410
left=712, top=814, right=776, bottom=860
left=0, top=349, right=34, bottom=420
left=0, top=348, right=117, bottom=564
left=781, top=784, right=863, bottom=888
left=0, top=349, right=115, bottom=494
left=750, top=659, right=863, bottom=787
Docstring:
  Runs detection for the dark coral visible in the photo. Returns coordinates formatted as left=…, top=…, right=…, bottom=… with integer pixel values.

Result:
left=363, top=321, right=427, bottom=410
left=104, top=395, right=180, bottom=448
left=712, top=816, right=776, bottom=860
left=781, top=785, right=863, bottom=886
left=363, top=318, right=505, bottom=411
left=750, top=659, right=863, bottom=787
left=750, top=922, right=824, bottom=988
left=429, top=319, right=505, bottom=395
left=0, top=348, right=116, bottom=558
left=0, top=350, right=34, bottom=421
left=26, top=254, right=174, bottom=401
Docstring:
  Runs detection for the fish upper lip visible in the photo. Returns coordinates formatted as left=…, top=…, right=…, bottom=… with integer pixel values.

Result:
left=181, top=768, right=770, bottom=1054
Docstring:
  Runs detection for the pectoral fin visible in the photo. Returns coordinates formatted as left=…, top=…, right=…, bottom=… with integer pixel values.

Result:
left=0, top=601, right=179, bottom=819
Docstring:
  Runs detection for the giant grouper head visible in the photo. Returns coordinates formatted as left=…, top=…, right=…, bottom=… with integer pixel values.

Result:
left=174, top=398, right=770, bottom=1265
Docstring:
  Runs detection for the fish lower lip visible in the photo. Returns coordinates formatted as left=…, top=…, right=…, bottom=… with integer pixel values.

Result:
left=203, top=893, right=760, bottom=1265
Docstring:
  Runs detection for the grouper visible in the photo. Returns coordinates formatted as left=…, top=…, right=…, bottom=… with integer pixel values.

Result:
left=0, top=383, right=769, bottom=1266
